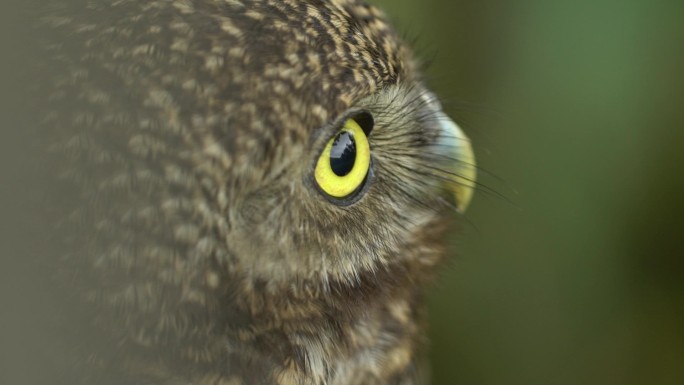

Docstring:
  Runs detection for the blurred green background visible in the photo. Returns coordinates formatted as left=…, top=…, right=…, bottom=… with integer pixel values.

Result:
left=370, top=1, right=684, bottom=384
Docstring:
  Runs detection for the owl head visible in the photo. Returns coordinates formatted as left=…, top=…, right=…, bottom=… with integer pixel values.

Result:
left=37, top=0, right=476, bottom=380
left=219, top=1, right=476, bottom=307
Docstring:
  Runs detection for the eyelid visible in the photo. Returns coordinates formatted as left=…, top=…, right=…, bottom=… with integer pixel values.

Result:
left=309, top=109, right=373, bottom=152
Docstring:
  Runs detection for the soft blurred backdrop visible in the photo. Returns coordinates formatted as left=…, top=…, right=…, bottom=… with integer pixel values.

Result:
left=369, top=1, right=684, bottom=384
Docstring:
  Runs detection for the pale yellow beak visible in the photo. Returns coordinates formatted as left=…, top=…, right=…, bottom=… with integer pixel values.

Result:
left=436, top=113, right=477, bottom=213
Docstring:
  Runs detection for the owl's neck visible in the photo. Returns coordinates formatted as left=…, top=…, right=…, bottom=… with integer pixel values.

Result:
left=71, top=261, right=433, bottom=385
left=230, top=272, right=427, bottom=385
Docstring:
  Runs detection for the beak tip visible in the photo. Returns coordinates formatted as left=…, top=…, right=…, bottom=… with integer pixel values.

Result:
left=437, top=114, right=477, bottom=214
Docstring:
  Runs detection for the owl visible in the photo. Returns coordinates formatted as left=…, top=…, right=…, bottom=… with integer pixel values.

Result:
left=28, top=0, right=476, bottom=384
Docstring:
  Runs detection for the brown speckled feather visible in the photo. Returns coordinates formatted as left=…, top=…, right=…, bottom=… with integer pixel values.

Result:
left=31, top=0, right=464, bottom=384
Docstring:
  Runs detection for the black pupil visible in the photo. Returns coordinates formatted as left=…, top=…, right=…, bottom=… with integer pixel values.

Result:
left=329, top=131, right=356, bottom=176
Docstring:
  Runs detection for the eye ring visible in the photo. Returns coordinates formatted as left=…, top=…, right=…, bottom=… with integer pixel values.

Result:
left=314, top=116, right=372, bottom=203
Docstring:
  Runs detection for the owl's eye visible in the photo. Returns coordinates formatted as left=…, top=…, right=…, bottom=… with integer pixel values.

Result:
left=314, top=117, right=371, bottom=200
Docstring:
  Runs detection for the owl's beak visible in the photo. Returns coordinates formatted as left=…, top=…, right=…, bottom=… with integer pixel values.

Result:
left=436, top=113, right=476, bottom=213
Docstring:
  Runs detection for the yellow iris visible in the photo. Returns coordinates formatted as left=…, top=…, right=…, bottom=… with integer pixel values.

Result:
left=314, top=118, right=371, bottom=198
